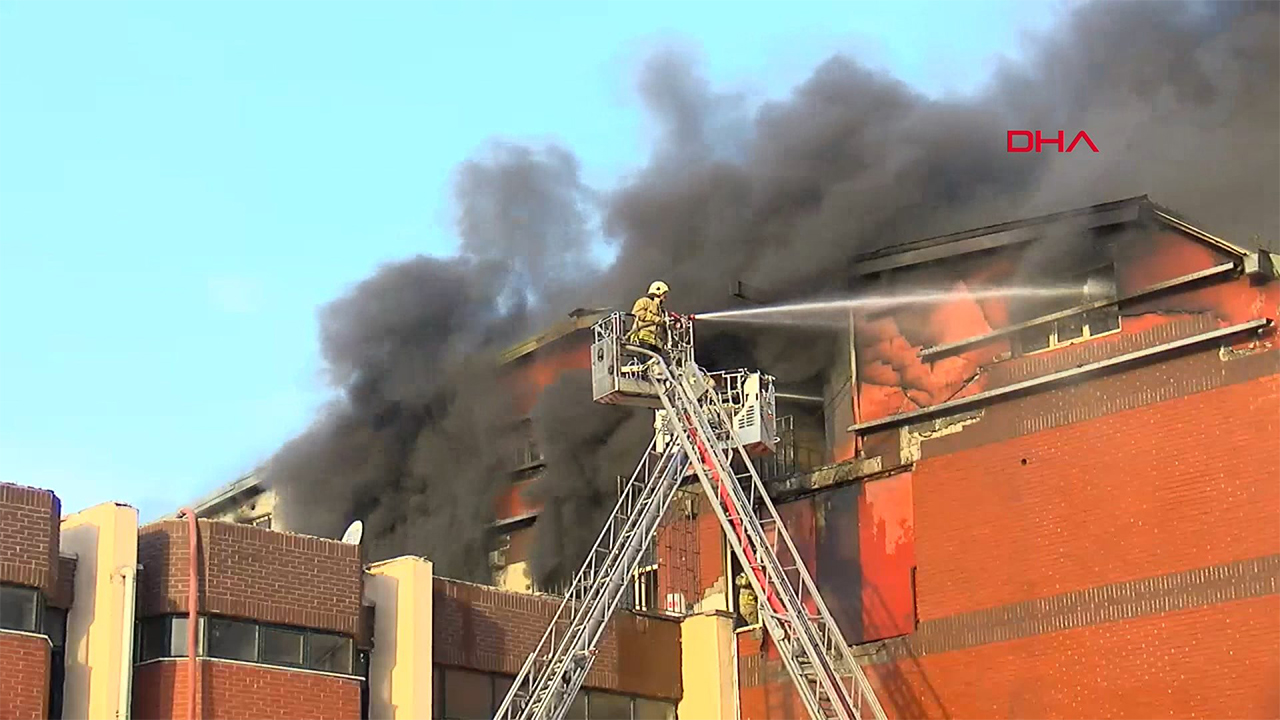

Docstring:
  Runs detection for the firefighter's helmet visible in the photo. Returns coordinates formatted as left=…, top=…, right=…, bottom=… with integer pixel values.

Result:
left=648, top=280, right=670, bottom=297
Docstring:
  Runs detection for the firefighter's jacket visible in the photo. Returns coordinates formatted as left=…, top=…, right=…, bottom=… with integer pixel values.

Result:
left=628, top=294, right=666, bottom=346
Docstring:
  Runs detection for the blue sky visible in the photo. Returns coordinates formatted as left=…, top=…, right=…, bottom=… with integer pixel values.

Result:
left=0, top=0, right=1062, bottom=521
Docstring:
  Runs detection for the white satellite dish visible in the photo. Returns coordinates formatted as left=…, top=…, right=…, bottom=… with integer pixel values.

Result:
left=341, top=520, right=364, bottom=545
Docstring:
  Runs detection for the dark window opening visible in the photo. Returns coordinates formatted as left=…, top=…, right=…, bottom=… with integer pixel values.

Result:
left=260, top=625, right=305, bottom=666
left=431, top=665, right=675, bottom=720
left=45, top=607, right=67, bottom=720
left=0, top=584, right=41, bottom=632
left=1015, top=263, right=1121, bottom=355
left=135, top=615, right=356, bottom=675
left=208, top=616, right=258, bottom=661
left=310, top=632, right=354, bottom=674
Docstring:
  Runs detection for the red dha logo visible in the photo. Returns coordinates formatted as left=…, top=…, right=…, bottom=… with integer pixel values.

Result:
left=1007, top=130, right=1099, bottom=153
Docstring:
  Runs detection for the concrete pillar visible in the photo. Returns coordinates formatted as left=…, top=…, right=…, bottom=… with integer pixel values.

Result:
left=678, top=611, right=737, bottom=720
left=60, top=502, right=139, bottom=720
left=365, top=556, right=434, bottom=720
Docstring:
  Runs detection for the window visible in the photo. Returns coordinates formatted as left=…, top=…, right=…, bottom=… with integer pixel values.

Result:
left=514, top=420, right=543, bottom=469
left=208, top=617, right=258, bottom=661
left=311, top=632, right=354, bottom=674
left=565, top=692, right=587, bottom=720
left=252, top=514, right=273, bottom=529
left=0, top=584, right=41, bottom=632
left=442, top=667, right=493, bottom=719
left=1015, top=263, right=1121, bottom=355
left=588, top=692, right=632, bottom=719
left=634, top=698, right=677, bottom=720
left=631, top=565, right=658, bottom=613
left=136, top=615, right=355, bottom=675
left=45, top=607, right=68, bottom=720
left=260, top=625, right=305, bottom=666
left=428, top=667, right=674, bottom=719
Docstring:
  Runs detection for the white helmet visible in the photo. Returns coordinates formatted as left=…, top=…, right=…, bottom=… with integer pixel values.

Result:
left=648, top=280, right=670, bottom=296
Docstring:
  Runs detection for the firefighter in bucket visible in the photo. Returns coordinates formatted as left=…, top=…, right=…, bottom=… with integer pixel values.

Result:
left=626, top=280, right=671, bottom=365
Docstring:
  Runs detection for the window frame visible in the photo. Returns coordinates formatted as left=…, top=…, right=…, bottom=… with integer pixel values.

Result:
left=0, top=583, right=43, bottom=633
left=258, top=622, right=307, bottom=668
left=134, top=614, right=355, bottom=675
left=1015, top=264, right=1123, bottom=357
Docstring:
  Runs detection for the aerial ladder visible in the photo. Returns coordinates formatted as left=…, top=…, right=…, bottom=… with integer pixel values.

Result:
left=494, top=313, right=887, bottom=720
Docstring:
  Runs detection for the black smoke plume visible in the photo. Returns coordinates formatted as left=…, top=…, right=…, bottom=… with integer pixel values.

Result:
left=268, top=0, right=1278, bottom=583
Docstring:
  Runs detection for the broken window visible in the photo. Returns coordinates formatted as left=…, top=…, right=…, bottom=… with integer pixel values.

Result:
left=513, top=419, right=544, bottom=469
left=1015, top=263, right=1121, bottom=355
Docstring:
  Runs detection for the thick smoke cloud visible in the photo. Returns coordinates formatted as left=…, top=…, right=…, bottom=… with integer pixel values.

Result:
left=268, top=0, right=1278, bottom=583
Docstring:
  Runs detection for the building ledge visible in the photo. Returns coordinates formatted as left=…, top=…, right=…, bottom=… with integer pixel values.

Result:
left=764, top=456, right=908, bottom=501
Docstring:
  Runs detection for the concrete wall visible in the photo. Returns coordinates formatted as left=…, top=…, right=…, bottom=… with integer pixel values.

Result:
left=61, top=502, right=140, bottom=720
left=677, top=612, right=736, bottom=720
left=365, top=556, right=434, bottom=720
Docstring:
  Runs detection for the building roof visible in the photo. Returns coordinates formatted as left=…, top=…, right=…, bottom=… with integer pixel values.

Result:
left=498, top=308, right=612, bottom=364
left=155, top=471, right=263, bottom=523
left=847, top=195, right=1249, bottom=276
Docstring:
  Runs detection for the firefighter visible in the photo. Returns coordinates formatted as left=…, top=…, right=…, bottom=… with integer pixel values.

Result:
left=736, top=572, right=759, bottom=626
left=627, top=280, right=671, bottom=362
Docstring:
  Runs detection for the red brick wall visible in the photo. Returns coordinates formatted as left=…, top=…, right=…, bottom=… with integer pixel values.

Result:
left=0, top=631, right=50, bottom=720
left=0, top=483, right=61, bottom=594
left=740, top=373, right=1280, bottom=719
left=864, top=595, right=1280, bottom=720
left=432, top=577, right=682, bottom=700
left=655, top=492, right=729, bottom=611
left=913, top=373, right=1280, bottom=621
left=138, top=520, right=363, bottom=634
left=48, top=555, right=77, bottom=609
left=132, top=659, right=361, bottom=720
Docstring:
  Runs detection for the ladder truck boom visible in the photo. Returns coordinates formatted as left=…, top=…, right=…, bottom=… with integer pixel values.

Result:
left=494, top=312, right=887, bottom=720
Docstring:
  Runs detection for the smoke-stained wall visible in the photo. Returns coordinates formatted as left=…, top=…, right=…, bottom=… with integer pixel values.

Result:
left=853, top=225, right=1279, bottom=426
left=265, top=1, right=1279, bottom=584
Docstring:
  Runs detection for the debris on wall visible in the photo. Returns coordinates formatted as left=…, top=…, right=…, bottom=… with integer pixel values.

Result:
left=899, top=411, right=983, bottom=464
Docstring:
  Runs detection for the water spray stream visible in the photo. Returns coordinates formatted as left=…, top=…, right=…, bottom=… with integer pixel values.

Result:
left=694, top=286, right=1082, bottom=327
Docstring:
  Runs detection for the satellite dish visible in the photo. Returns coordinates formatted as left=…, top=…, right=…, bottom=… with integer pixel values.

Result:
left=341, top=520, right=364, bottom=545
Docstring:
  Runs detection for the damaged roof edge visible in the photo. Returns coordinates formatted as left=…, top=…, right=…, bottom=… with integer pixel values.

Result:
left=155, top=470, right=264, bottom=523
left=499, top=308, right=613, bottom=364
left=848, top=195, right=1252, bottom=276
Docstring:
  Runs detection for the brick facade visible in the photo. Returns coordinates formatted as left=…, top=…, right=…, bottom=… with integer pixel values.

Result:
left=0, top=482, right=61, bottom=594
left=861, top=595, right=1280, bottom=719
left=912, top=372, right=1280, bottom=621
left=132, top=659, right=361, bottom=720
left=0, top=631, right=50, bottom=720
left=740, top=369, right=1280, bottom=719
left=433, top=577, right=682, bottom=701
left=138, top=519, right=363, bottom=634
left=48, top=555, right=77, bottom=609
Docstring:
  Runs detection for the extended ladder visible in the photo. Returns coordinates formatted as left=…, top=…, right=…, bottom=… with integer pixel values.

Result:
left=493, top=433, right=690, bottom=719
left=651, top=355, right=886, bottom=720
left=495, top=350, right=887, bottom=720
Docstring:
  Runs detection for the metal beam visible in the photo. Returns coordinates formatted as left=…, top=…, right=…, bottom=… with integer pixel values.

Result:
left=849, top=318, right=1271, bottom=433
left=917, top=261, right=1242, bottom=361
